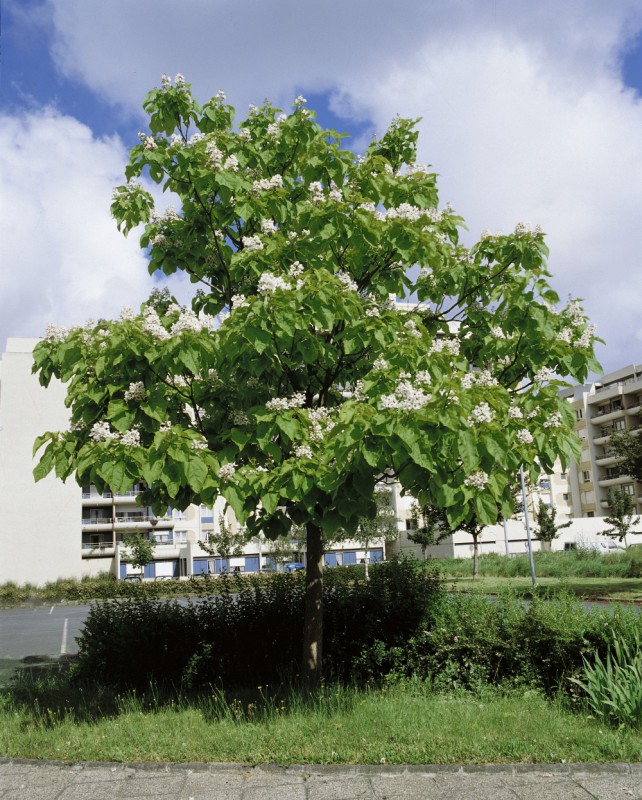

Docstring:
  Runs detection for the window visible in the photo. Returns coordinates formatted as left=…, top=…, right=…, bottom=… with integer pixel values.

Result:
left=560, top=472, right=567, bottom=480
left=405, top=519, right=417, bottom=530
left=582, top=470, right=591, bottom=482
left=587, top=511, right=595, bottom=518
left=576, top=409, right=584, bottom=421
left=623, top=484, right=635, bottom=496
left=563, top=493, right=569, bottom=501
left=613, top=419, right=626, bottom=431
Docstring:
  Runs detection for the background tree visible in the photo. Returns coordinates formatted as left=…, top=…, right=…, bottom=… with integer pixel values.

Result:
left=533, top=502, right=572, bottom=552
left=33, top=77, right=599, bottom=680
left=122, top=531, right=155, bottom=579
left=609, top=431, right=642, bottom=482
left=200, top=514, right=246, bottom=572
left=354, top=484, right=400, bottom=579
left=406, top=502, right=450, bottom=559
left=458, top=516, right=487, bottom=579
left=602, top=488, right=640, bottom=544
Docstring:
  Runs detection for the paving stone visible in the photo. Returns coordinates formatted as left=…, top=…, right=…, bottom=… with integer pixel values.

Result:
left=306, top=775, right=374, bottom=800
left=575, top=776, right=642, bottom=800
left=241, top=784, right=307, bottom=800
left=59, top=783, right=124, bottom=800
left=503, top=779, right=595, bottom=799
left=116, top=774, right=186, bottom=796
left=370, top=774, right=445, bottom=799
left=431, top=774, right=521, bottom=800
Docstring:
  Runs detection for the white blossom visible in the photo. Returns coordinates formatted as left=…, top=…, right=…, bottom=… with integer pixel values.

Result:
left=151, top=234, right=168, bottom=247
left=120, top=429, right=141, bottom=447
left=231, top=294, right=249, bottom=310
left=161, top=74, right=172, bottom=88
left=251, top=174, right=283, bottom=193
left=44, top=323, right=69, bottom=342
left=124, top=382, right=147, bottom=402
left=293, top=445, right=313, bottom=459
left=191, top=439, right=208, bottom=451
left=534, top=367, right=554, bottom=385
left=89, top=421, right=116, bottom=442
left=223, top=155, right=239, bottom=172
left=261, top=219, right=278, bottom=235
left=365, top=307, right=380, bottom=317
left=266, top=393, right=306, bottom=411
left=416, top=371, right=431, bottom=385
left=239, top=128, right=251, bottom=141
left=404, top=319, right=421, bottom=338
left=308, top=181, right=325, bottom=203
left=231, top=410, right=250, bottom=426
left=516, top=429, right=533, bottom=444
left=163, top=205, right=181, bottom=221
left=218, top=463, right=237, bottom=482
left=174, top=73, right=186, bottom=85
left=490, top=326, right=506, bottom=339
left=294, top=95, right=307, bottom=105
left=242, top=235, right=264, bottom=252
left=544, top=412, right=564, bottom=428
left=143, top=307, right=170, bottom=341
left=508, top=406, right=524, bottom=419
left=258, top=273, right=291, bottom=294
left=575, top=324, right=597, bottom=349
left=338, top=273, right=359, bottom=293
left=206, top=142, right=224, bottom=168
left=381, top=380, right=432, bottom=411
left=159, top=422, right=172, bottom=432
left=373, top=357, right=388, bottom=370
left=428, top=337, right=460, bottom=356
left=468, top=403, right=493, bottom=425
left=464, top=471, right=489, bottom=489
left=215, top=89, right=226, bottom=101
left=288, top=261, right=303, bottom=278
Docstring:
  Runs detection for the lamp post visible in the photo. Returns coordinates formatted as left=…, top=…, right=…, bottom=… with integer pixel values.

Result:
left=519, top=465, right=537, bottom=588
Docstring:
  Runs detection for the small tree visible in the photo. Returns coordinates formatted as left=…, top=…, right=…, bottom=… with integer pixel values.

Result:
left=200, top=514, right=246, bottom=572
left=122, top=531, right=155, bottom=579
left=263, top=533, right=297, bottom=571
left=32, top=78, right=599, bottom=680
left=603, top=489, right=640, bottom=545
left=610, top=431, right=642, bottom=482
left=533, top=501, right=572, bottom=552
left=406, top=502, right=450, bottom=559
left=459, top=515, right=487, bottom=579
left=355, top=484, right=400, bottom=579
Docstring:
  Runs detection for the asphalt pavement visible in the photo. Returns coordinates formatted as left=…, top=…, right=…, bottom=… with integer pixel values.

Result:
left=1, top=760, right=641, bottom=799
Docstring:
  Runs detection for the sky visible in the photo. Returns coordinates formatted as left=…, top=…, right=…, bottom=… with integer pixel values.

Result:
left=2, top=0, right=642, bottom=376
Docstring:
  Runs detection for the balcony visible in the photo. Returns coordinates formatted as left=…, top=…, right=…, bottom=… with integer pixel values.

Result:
left=595, top=451, right=620, bottom=467
left=591, top=407, right=625, bottom=425
left=598, top=475, right=629, bottom=489
left=81, top=515, right=174, bottom=531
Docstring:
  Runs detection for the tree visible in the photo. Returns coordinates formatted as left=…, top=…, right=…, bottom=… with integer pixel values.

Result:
left=602, top=489, right=640, bottom=544
left=354, top=484, right=400, bottom=579
left=533, top=501, right=572, bottom=552
left=459, top=516, right=487, bottom=579
left=32, top=76, right=599, bottom=680
left=406, top=502, right=450, bottom=559
left=609, top=431, right=642, bottom=482
left=122, top=531, right=155, bottom=579
left=200, top=514, right=246, bottom=572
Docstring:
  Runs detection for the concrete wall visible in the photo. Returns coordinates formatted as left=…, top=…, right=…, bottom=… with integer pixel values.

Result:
left=0, top=339, right=81, bottom=585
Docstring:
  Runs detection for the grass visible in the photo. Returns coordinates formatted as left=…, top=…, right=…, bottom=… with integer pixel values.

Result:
left=1, top=669, right=641, bottom=764
left=448, top=576, right=642, bottom=601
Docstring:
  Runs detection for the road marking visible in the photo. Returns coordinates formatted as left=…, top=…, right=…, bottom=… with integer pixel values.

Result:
left=61, top=618, right=68, bottom=655
left=49, top=606, right=54, bottom=615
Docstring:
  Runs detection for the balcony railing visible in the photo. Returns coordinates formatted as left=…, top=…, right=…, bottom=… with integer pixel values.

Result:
left=82, top=515, right=173, bottom=525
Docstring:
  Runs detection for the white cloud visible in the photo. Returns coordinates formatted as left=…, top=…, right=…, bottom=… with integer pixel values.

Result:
left=24, top=0, right=642, bottom=371
left=0, top=108, right=185, bottom=351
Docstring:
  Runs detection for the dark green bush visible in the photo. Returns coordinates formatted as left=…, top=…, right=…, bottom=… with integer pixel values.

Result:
left=74, top=560, right=442, bottom=689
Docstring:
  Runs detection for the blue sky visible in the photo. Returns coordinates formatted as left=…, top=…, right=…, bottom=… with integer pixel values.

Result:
left=2, top=0, right=642, bottom=375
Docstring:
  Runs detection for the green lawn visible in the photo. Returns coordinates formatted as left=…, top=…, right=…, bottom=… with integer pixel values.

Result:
left=448, top=576, right=642, bottom=601
left=2, top=678, right=641, bottom=764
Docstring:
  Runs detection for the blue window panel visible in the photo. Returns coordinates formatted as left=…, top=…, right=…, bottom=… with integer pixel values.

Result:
left=370, top=549, right=383, bottom=563
left=245, top=556, right=260, bottom=573
left=193, top=558, right=209, bottom=575
left=324, top=553, right=337, bottom=567
left=119, top=564, right=127, bottom=579
left=144, top=562, right=155, bottom=579
left=216, top=559, right=229, bottom=574
left=343, top=551, right=357, bottom=565
left=201, top=515, right=214, bottom=524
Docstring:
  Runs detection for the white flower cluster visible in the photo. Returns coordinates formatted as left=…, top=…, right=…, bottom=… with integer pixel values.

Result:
left=404, top=319, right=421, bottom=338
left=508, top=406, right=524, bottom=419
left=231, top=294, right=249, bottom=310
left=251, top=174, right=283, bottom=193
left=428, top=337, right=460, bottom=356
left=418, top=267, right=432, bottom=279
left=416, top=371, right=432, bottom=385
left=359, top=202, right=376, bottom=212
left=308, top=407, right=335, bottom=441
left=119, top=307, right=136, bottom=322
left=258, top=272, right=292, bottom=294
left=468, top=403, right=493, bottom=425
left=533, top=367, right=554, bottom=385
left=186, top=132, right=206, bottom=147
left=218, top=463, right=237, bottom=482
left=464, top=471, right=489, bottom=489
left=89, top=421, right=117, bottom=442
left=544, top=412, right=563, bottom=428
left=490, top=326, right=506, bottom=339
left=365, top=307, right=380, bottom=317
left=159, top=422, right=172, bottom=432
left=574, top=324, right=597, bottom=349
left=338, top=273, right=359, bottom=293
left=206, top=142, right=223, bottom=168
left=143, top=307, right=170, bottom=341
left=261, top=219, right=278, bottom=235
left=288, top=261, right=304, bottom=278
left=160, top=73, right=186, bottom=89
left=377, top=203, right=423, bottom=222
left=120, top=429, right=141, bottom=447
left=151, top=234, right=168, bottom=247
left=239, top=128, right=251, bottom=141
left=373, top=356, right=388, bottom=371
left=124, top=382, right=147, bottom=402
left=44, top=323, right=70, bottom=342
left=242, top=235, right=264, bottom=252
left=266, top=393, right=306, bottom=411
left=138, top=133, right=158, bottom=151
left=516, top=429, right=533, bottom=444
left=328, top=184, right=343, bottom=202
left=231, top=410, right=250, bottom=426
left=308, top=181, right=325, bottom=203
left=461, top=369, right=498, bottom=389
left=293, top=445, right=313, bottom=459
left=514, top=221, right=544, bottom=235
left=381, top=379, right=432, bottom=411
left=111, top=178, right=141, bottom=201
left=406, top=162, right=428, bottom=175
left=171, top=309, right=214, bottom=335
left=223, top=155, right=239, bottom=172
left=191, top=439, right=208, bottom=451
left=163, top=205, right=181, bottom=221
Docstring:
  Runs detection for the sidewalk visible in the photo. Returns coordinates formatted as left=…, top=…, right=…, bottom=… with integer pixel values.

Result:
left=1, top=760, right=641, bottom=799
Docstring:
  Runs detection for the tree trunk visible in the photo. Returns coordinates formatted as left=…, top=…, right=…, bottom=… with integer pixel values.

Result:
left=472, top=534, right=479, bottom=579
left=302, top=521, right=324, bottom=681
left=364, top=546, right=370, bottom=581
left=540, top=540, right=551, bottom=553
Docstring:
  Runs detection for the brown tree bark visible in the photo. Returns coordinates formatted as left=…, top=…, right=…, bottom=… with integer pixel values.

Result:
left=302, top=521, right=324, bottom=681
